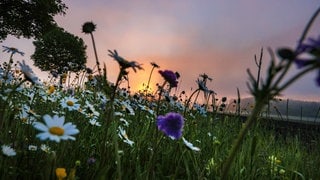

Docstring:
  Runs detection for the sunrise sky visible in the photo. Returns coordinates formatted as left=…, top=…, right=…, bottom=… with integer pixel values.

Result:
left=1, top=0, right=320, bottom=101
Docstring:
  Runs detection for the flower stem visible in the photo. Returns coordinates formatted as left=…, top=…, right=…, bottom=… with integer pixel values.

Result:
left=183, top=89, right=200, bottom=117
left=296, top=6, right=320, bottom=50
left=145, top=66, right=156, bottom=95
left=90, top=32, right=102, bottom=76
left=221, top=99, right=265, bottom=179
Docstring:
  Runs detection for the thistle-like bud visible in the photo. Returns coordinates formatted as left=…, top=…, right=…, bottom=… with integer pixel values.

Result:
left=82, top=21, right=96, bottom=34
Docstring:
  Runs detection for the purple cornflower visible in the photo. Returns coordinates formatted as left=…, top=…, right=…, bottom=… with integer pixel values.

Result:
left=296, top=35, right=320, bottom=54
left=156, top=112, right=184, bottom=140
left=159, top=70, right=178, bottom=88
left=295, top=36, right=320, bottom=86
left=87, top=157, right=96, bottom=165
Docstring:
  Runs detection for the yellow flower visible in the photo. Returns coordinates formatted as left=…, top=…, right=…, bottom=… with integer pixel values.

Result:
left=48, top=85, right=55, bottom=94
left=55, top=168, right=67, bottom=180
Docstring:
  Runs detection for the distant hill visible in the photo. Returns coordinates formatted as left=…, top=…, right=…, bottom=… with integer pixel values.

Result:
left=227, top=97, right=320, bottom=119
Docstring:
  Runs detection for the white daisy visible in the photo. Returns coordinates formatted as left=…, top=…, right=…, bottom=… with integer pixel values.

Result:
left=18, top=104, right=40, bottom=124
left=2, top=145, right=16, bottom=156
left=118, top=126, right=134, bottom=146
left=89, top=118, right=101, bottom=127
left=182, top=137, right=200, bottom=152
left=60, top=96, right=80, bottom=111
left=119, top=118, right=129, bottom=127
left=40, top=144, right=51, bottom=153
left=19, top=60, right=41, bottom=85
left=33, top=114, right=80, bottom=143
left=28, top=145, right=37, bottom=151
left=120, top=100, right=135, bottom=115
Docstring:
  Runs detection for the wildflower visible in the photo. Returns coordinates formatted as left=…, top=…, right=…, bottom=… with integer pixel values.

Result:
left=150, top=62, right=160, bottom=68
left=19, top=108, right=32, bottom=124
left=156, top=112, right=184, bottom=140
left=118, top=126, right=134, bottom=146
left=40, top=144, right=51, bottom=153
left=55, top=168, right=67, bottom=180
left=108, top=49, right=143, bottom=72
left=137, top=104, right=155, bottom=115
left=18, top=60, right=41, bottom=85
left=89, top=118, right=101, bottom=127
left=297, top=35, right=320, bottom=54
left=114, top=111, right=124, bottom=117
left=197, top=78, right=209, bottom=92
left=33, top=114, right=80, bottom=143
left=193, top=104, right=207, bottom=116
left=200, top=73, right=213, bottom=81
left=82, top=21, right=96, bottom=34
left=18, top=105, right=37, bottom=124
left=48, top=85, right=55, bottom=95
left=294, top=35, right=320, bottom=86
left=121, top=100, right=135, bottom=115
left=28, top=145, right=37, bottom=151
left=87, top=157, right=96, bottom=165
left=120, top=118, right=129, bottom=127
left=60, top=96, right=80, bottom=111
left=159, top=70, right=179, bottom=87
left=2, top=46, right=25, bottom=56
left=2, top=145, right=16, bottom=156
left=182, top=137, right=200, bottom=151
left=82, top=100, right=100, bottom=116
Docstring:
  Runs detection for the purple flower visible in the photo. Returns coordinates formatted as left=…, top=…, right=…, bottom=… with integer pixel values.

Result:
left=296, top=35, right=320, bottom=54
left=317, top=71, right=320, bottom=86
left=87, top=157, right=96, bottom=165
left=159, top=70, right=178, bottom=87
left=294, top=36, right=320, bottom=86
left=157, top=112, right=184, bottom=140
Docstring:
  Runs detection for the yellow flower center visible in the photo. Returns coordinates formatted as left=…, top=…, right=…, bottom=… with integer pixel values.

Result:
left=55, top=168, right=67, bottom=179
left=48, top=85, right=55, bottom=94
left=88, top=74, right=93, bottom=80
left=49, top=126, right=64, bottom=136
left=21, top=117, right=28, bottom=123
left=67, top=100, right=74, bottom=106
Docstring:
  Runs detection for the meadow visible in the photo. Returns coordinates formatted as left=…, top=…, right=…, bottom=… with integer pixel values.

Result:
left=0, top=46, right=319, bottom=180
left=1, top=6, right=320, bottom=180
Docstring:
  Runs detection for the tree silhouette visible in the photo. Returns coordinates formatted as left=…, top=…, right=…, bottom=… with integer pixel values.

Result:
left=31, top=27, right=87, bottom=74
left=0, top=0, right=67, bottom=41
